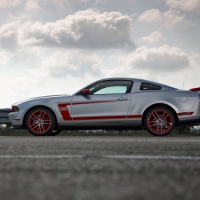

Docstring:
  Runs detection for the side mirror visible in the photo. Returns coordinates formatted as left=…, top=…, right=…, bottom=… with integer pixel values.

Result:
left=82, top=89, right=90, bottom=95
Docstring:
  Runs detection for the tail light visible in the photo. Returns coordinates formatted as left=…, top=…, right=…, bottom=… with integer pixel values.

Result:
left=190, top=87, right=200, bottom=92
left=12, top=106, right=19, bottom=112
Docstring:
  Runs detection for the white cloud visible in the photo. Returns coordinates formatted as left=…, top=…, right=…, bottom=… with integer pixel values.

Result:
left=0, top=44, right=103, bottom=78
left=128, top=45, right=189, bottom=71
left=166, top=0, right=200, bottom=11
left=189, top=53, right=200, bottom=68
left=0, top=0, right=21, bottom=10
left=114, top=45, right=190, bottom=72
left=0, top=21, right=20, bottom=49
left=0, top=50, right=12, bottom=66
left=24, top=0, right=87, bottom=13
left=138, top=9, right=187, bottom=27
left=163, top=9, right=187, bottom=26
left=141, top=31, right=165, bottom=43
left=40, top=50, right=104, bottom=78
left=0, top=46, right=44, bottom=70
left=25, top=0, right=41, bottom=12
left=138, top=9, right=163, bottom=23
left=50, top=0, right=89, bottom=3
left=0, top=9, right=134, bottom=49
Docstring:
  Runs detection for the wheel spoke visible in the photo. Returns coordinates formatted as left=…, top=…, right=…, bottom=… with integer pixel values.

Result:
left=149, top=121, right=157, bottom=127
left=152, top=112, right=159, bottom=119
left=158, top=125, right=163, bottom=134
left=40, top=111, right=45, bottom=120
left=30, top=122, right=39, bottom=130
left=30, top=114, right=38, bottom=121
left=156, top=125, right=160, bottom=133
left=43, top=120, right=51, bottom=125
left=41, top=124, right=45, bottom=132
left=36, top=124, right=46, bottom=133
left=161, top=111, right=169, bottom=120
left=160, top=125, right=163, bottom=134
left=154, top=111, right=160, bottom=118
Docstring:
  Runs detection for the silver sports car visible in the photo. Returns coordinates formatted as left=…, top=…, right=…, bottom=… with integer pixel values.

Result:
left=9, top=78, right=200, bottom=136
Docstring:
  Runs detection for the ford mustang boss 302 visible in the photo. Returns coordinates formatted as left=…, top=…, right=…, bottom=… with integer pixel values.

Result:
left=9, top=78, right=200, bottom=136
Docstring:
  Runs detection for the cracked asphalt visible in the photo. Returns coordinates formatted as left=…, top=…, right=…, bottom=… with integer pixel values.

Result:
left=0, top=136, right=200, bottom=200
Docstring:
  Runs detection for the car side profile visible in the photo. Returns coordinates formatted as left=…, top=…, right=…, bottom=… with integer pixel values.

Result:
left=9, top=78, right=200, bottom=136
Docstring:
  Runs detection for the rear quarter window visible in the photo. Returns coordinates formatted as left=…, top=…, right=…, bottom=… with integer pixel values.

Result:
left=140, top=83, right=162, bottom=90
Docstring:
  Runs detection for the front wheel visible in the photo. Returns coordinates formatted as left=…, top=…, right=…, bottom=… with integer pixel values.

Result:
left=26, top=107, right=56, bottom=136
left=144, top=107, right=175, bottom=136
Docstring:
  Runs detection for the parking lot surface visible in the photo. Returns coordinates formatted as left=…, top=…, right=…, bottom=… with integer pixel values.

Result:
left=0, top=136, right=200, bottom=200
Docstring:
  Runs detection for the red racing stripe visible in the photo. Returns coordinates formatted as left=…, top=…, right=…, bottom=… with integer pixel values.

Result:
left=58, top=103, right=72, bottom=120
left=127, top=115, right=142, bottom=119
left=73, top=115, right=142, bottom=121
left=58, top=101, right=141, bottom=121
left=72, top=100, right=119, bottom=105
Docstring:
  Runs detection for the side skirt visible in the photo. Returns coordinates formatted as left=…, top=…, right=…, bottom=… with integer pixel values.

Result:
left=58, top=124, right=142, bottom=131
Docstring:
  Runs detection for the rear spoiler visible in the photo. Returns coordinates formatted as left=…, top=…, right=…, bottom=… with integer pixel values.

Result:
left=190, top=87, right=200, bottom=92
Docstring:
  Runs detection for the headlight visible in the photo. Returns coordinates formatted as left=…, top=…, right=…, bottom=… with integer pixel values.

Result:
left=12, top=106, right=19, bottom=112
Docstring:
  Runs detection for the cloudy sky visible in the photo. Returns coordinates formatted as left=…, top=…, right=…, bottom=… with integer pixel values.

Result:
left=0, top=0, right=200, bottom=107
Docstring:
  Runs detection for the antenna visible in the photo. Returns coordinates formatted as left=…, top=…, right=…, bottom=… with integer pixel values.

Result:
left=182, top=81, right=185, bottom=90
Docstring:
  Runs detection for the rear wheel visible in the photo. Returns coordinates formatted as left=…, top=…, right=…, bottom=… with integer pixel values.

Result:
left=144, top=107, right=175, bottom=136
left=26, top=107, right=55, bottom=136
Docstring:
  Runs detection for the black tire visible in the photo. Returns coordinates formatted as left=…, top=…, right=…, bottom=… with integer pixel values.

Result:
left=144, top=107, right=175, bottom=136
left=48, top=129, right=62, bottom=136
left=26, top=107, right=56, bottom=136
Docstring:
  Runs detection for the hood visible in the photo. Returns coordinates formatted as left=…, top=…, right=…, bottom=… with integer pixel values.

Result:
left=27, top=94, right=67, bottom=100
left=12, top=94, right=68, bottom=106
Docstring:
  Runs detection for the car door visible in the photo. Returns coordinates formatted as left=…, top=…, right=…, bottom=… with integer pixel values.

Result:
left=71, top=80, right=133, bottom=126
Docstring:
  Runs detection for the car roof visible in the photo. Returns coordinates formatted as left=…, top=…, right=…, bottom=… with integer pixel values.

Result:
left=91, top=77, right=178, bottom=90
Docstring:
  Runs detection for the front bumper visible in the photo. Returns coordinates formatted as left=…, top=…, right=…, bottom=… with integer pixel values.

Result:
left=8, top=110, right=26, bottom=127
left=10, top=125, right=25, bottom=130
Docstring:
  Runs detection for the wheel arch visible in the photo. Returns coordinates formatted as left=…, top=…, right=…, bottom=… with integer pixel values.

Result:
left=23, top=105, right=58, bottom=129
left=142, top=103, right=179, bottom=127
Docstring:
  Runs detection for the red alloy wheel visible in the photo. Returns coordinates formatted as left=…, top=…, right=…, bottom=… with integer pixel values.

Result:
left=145, top=108, right=175, bottom=136
left=26, top=108, right=55, bottom=136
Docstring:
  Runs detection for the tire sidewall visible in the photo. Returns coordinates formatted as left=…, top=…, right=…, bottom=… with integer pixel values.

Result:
left=145, top=107, right=175, bottom=136
left=26, top=107, right=56, bottom=136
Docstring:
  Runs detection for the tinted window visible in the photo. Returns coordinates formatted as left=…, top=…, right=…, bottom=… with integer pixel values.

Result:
left=94, top=86, right=127, bottom=94
left=140, top=83, right=162, bottom=90
left=77, top=80, right=133, bottom=95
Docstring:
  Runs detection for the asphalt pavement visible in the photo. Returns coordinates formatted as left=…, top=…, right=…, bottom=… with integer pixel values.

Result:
left=0, top=136, right=200, bottom=200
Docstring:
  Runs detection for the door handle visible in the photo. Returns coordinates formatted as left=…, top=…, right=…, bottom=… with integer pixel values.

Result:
left=116, top=97, right=128, bottom=101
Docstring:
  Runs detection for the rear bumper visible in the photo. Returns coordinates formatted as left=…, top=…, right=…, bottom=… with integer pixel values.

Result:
left=179, top=117, right=200, bottom=126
